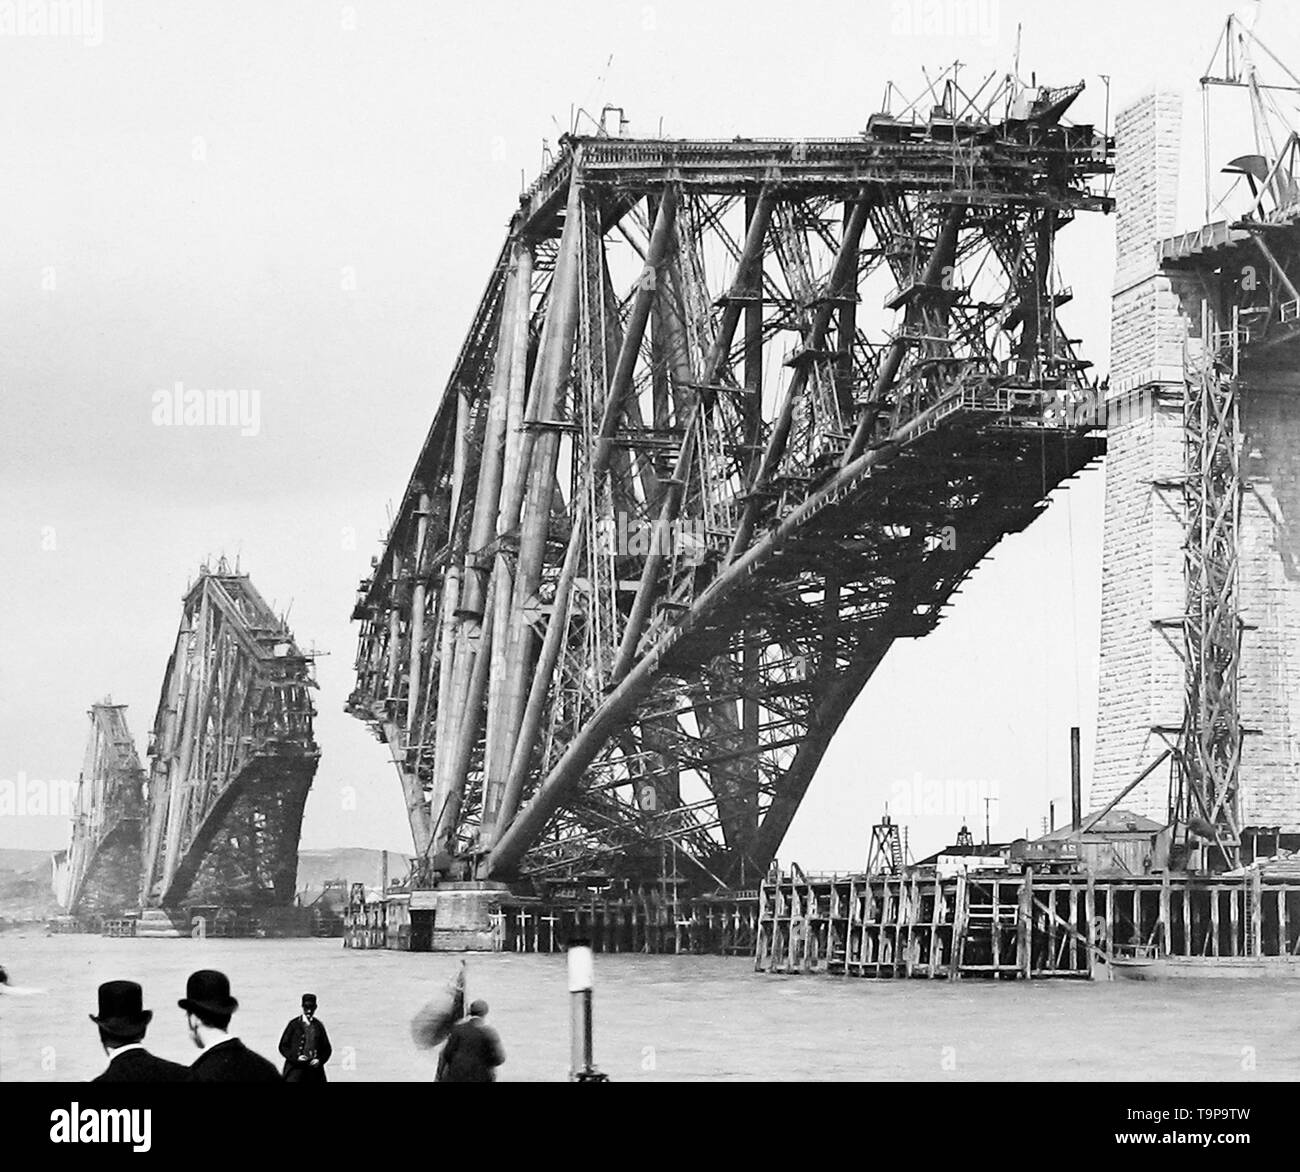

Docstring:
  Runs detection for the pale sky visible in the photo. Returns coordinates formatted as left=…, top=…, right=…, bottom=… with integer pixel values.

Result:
left=2, top=0, right=1295, bottom=869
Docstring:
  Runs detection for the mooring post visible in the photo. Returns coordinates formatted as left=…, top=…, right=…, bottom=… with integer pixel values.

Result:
left=567, top=940, right=608, bottom=1082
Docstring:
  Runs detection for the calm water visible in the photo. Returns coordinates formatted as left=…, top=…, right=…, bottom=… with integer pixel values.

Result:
left=2, top=933, right=1298, bottom=1081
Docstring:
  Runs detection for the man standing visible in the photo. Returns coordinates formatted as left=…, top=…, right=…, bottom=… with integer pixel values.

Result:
left=90, top=980, right=190, bottom=1082
left=278, top=992, right=332, bottom=1083
left=436, top=999, right=505, bottom=1083
left=179, top=969, right=280, bottom=1082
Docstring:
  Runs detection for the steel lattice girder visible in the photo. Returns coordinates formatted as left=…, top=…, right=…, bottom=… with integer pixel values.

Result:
left=1161, top=206, right=1300, bottom=866
left=141, top=563, right=319, bottom=908
left=349, top=78, right=1113, bottom=886
left=63, top=702, right=146, bottom=915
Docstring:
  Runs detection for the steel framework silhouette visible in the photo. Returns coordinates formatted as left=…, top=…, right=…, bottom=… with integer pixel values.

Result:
left=350, top=71, right=1114, bottom=888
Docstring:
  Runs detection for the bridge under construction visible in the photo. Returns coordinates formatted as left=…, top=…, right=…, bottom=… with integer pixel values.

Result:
left=347, top=67, right=1113, bottom=896
left=56, top=23, right=1300, bottom=969
left=59, top=562, right=319, bottom=917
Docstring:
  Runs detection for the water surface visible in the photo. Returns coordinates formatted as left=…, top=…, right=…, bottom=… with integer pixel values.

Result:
left=2, top=935, right=1297, bottom=1081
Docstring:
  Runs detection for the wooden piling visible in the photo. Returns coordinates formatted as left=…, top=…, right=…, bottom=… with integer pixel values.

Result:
left=1018, top=870, right=1032, bottom=979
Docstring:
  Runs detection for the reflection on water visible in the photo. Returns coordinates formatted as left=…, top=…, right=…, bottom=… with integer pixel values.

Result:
left=1, top=935, right=1297, bottom=1081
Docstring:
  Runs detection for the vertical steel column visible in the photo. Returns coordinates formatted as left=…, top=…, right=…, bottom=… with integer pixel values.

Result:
left=485, top=188, right=679, bottom=845
left=383, top=550, right=402, bottom=700
left=160, top=593, right=207, bottom=897
left=727, top=192, right=870, bottom=563
left=460, top=251, right=524, bottom=620
left=405, top=493, right=432, bottom=729
left=485, top=243, right=534, bottom=789
left=430, top=591, right=497, bottom=854
left=500, top=246, right=535, bottom=517
left=739, top=193, right=765, bottom=857
left=483, top=174, right=585, bottom=836
left=841, top=202, right=962, bottom=463
left=612, top=191, right=773, bottom=680
left=141, top=626, right=188, bottom=901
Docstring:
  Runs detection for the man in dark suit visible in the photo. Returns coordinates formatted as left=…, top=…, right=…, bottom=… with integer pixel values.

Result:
left=278, top=992, right=332, bottom=1083
left=90, top=980, right=191, bottom=1082
left=179, top=969, right=280, bottom=1082
left=436, top=999, right=505, bottom=1082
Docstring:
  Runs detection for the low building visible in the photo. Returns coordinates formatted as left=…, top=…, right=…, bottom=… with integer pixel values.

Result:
left=1030, top=809, right=1169, bottom=876
left=913, top=841, right=1016, bottom=880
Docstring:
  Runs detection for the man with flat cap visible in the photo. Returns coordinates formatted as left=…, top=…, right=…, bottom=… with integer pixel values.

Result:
left=436, top=999, right=505, bottom=1083
left=278, top=992, right=332, bottom=1083
left=179, top=969, right=279, bottom=1082
left=90, top=981, right=190, bottom=1082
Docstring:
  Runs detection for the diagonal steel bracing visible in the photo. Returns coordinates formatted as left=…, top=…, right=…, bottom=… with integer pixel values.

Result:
left=350, top=73, right=1113, bottom=888
left=62, top=701, right=147, bottom=915
left=141, top=560, right=319, bottom=908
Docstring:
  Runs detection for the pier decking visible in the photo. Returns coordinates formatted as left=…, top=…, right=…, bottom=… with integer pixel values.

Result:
left=343, top=883, right=759, bottom=956
left=755, top=869, right=1300, bottom=978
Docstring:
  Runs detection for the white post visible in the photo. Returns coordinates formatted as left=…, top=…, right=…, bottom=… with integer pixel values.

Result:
left=566, top=940, right=607, bottom=1082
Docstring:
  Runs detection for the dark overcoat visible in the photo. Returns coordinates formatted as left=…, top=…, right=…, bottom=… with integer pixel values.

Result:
left=279, top=1016, right=333, bottom=1083
left=190, top=1038, right=282, bottom=1083
left=94, top=1047, right=192, bottom=1083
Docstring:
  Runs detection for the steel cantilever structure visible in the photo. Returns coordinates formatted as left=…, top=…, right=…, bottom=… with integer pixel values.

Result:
left=350, top=74, right=1114, bottom=888
left=62, top=701, right=147, bottom=915
left=141, top=561, right=319, bottom=908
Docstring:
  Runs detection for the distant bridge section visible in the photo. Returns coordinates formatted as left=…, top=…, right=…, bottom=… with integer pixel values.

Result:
left=59, top=701, right=146, bottom=915
left=141, top=561, right=319, bottom=908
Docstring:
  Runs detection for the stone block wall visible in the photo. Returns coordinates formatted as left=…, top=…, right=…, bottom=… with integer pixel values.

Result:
left=1095, top=92, right=1300, bottom=832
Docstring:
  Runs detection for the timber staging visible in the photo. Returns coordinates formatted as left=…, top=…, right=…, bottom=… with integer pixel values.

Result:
left=340, top=865, right=1300, bottom=979
left=756, top=868, right=1300, bottom=978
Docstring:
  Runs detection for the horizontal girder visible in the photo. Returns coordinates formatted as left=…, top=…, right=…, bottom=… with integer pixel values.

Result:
left=349, top=73, right=1113, bottom=888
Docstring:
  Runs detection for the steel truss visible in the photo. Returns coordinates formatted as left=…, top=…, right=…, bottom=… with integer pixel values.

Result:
left=1177, top=327, right=1244, bottom=866
left=350, top=74, right=1113, bottom=887
left=141, top=560, right=319, bottom=907
left=62, top=701, right=146, bottom=915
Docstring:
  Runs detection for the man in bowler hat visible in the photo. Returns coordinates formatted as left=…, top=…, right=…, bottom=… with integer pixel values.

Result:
left=278, top=992, right=332, bottom=1083
left=90, top=980, right=190, bottom=1082
left=179, top=969, right=280, bottom=1082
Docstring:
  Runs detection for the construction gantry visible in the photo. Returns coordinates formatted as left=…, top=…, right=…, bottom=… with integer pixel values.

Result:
left=349, top=69, right=1114, bottom=888
left=1162, top=15, right=1300, bottom=867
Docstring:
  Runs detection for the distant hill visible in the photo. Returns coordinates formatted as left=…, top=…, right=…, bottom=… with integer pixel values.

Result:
left=0, top=856, right=60, bottom=924
left=0, top=848, right=52, bottom=874
left=0, top=847, right=411, bottom=925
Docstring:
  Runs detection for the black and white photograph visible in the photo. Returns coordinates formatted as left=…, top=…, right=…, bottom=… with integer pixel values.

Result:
left=1, top=0, right=1297, bottom=1151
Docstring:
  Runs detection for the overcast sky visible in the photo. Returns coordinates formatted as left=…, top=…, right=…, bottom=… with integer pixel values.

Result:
left=2, top=0, right=1295, bottom=869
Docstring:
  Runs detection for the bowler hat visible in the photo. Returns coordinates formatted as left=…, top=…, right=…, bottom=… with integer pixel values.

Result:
left=301, top=992, right=317, bottom=1008
left=178, top=969, right=239, bottom=1017
left=468, top=998, right=488, bottom=1017
left=90, top=980, right=153, bottom=1038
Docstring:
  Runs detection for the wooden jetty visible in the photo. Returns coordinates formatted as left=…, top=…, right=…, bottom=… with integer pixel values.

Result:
left=343, top=881, right=759, bottom=956
left=755, top=868, right=1300, bottom=979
